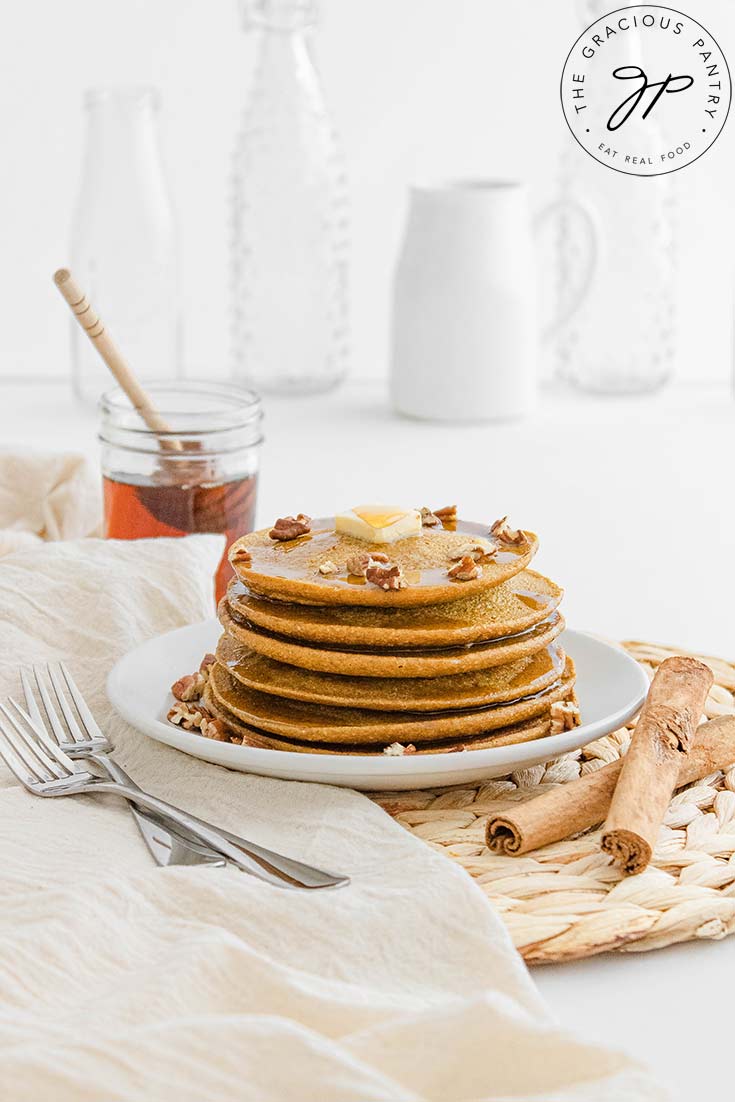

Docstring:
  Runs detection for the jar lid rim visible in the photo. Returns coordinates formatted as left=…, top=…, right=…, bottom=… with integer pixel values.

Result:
left=99, top=380, right=263, bottom=432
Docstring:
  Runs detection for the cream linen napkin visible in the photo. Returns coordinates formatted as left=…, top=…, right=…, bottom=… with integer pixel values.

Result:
left=0, top=451, right=101, bottom=556
left=0, top=475, right=664, bottom=1100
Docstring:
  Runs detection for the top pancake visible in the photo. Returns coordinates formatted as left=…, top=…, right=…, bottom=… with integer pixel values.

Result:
left=226, top=569, right=562, bottom=647
left=229, top=516, right=538, bottom=607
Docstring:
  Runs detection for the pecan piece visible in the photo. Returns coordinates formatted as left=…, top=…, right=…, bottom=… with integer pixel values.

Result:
left=550, top=700, right=581, bottom=736
left=269, top=514, right=312, bottom=541
left=420, top=504, right=457, bottom=527
left=167, top=700, right=231, bottom=742
left=200, top=715, right=230, bottom=741
left=383, top=742, right=417, bottom=756
left=170, top=654, right=216, bottom=701
left=449, top=543, right=497, bottom=565
left=365, top=560, right=406, bottom=591
left=447, top=554, right=481, bottom=581
left=171, top=671, right=207, bottom=702
left=346, top=551, right=389, bottom=577
left=318, top=559, right=340, bottom=575
left=489, top=516, right=530, bottom=549
left=167, top=701, right=210, bottom=730
left=230, top=546, right=252, bottom=566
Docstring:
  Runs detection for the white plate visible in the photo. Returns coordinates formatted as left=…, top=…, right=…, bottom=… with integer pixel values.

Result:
left=107, top=622, right=647, bottom=791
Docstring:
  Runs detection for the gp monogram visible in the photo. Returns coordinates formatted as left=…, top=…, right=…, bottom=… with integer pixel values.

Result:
left=560, top=5, right=731, bottom=176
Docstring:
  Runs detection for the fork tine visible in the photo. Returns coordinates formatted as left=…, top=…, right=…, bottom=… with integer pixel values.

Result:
left=8, top=697, right=78, bottom=773
left=0, top=725, right=39, bottom=790
left=5, top=701, right=77, bottom=779
left=0, top=704, right=62, bottom=782
left=30, top=667, right=70, bottom=746
left=20, top=669, right=50, bottom=738
left=58, top=662, right=105, bottom=741
left=46, top=663, right=87, bottom=744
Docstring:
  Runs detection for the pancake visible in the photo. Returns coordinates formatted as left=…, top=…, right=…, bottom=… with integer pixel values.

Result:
left=216, top=632, right=567, bottom=712
left=226, top=569, right=563, bottom=648
left=218, top=599, right=565, bottom=678
left=228, top=517, right=538, bottom=607
left=207, top=657, right=576, bottom=744
left=202, top=683, right=555, bottom=755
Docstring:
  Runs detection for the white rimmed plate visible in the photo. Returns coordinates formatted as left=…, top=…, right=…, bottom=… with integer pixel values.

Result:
left=107, top=622, right=647, bottom=791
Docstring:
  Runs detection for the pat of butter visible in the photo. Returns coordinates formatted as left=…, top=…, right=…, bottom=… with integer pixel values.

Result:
left=335, top=505, right=422, bottom=544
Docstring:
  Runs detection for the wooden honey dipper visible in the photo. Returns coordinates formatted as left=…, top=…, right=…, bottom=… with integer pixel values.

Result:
left=53, top=268, right=183, bottom=451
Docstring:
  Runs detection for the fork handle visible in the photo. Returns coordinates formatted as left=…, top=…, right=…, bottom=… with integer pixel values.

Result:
left=91, top=753, right=346, bottom=888
left=90, top=780, right=297, bottom=888
left=89, top=753, right=220, bottom=861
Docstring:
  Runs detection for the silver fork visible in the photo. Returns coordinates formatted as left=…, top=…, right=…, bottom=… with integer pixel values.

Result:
left=1, top=668, right=347, bottom=891
left=26, top=661, right=350, bottom=886
left=21, top=667, right=224, bottom=870
left=21, top=665, right=347, bottom=889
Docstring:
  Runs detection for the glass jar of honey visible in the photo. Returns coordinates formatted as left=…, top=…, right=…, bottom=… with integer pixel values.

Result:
left=99, top=382, right=263, bottom=602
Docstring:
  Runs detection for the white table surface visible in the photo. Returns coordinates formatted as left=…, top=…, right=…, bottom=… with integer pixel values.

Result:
left=3, top=377, right=735, bottom=1100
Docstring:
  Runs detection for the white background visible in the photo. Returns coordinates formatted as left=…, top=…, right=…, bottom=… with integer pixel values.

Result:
left=0, top=0, right=733, bottom=385
left=2, top=6, right=735, bottom=1099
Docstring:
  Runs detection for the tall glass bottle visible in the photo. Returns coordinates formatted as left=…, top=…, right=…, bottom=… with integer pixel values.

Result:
left=554, top=0, right=676, bottom=394
left=70, top=88, right=181, bottom=405
left=230, top=0, right=349, bottom=394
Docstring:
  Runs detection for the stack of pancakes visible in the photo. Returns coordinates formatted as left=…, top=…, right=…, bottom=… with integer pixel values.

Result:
left=202, top=513, right=577, bottom=755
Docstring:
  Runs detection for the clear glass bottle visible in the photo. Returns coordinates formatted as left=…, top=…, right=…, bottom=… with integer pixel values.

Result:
left=230, top=0, right=349, bottom=394
left=553, top=0, right=676, bottom=394
left=70, top=88, right=181, bottom=405
left=554, top=149, right=675, bottom=395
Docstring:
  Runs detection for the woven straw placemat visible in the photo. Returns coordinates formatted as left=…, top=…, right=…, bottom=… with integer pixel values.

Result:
left=370, top=642, right=735, bottom=964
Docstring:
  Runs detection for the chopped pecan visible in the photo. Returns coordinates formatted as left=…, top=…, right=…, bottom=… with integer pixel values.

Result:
left=171, top=654, right=216, bottom=701
left=167, top=701, right=210, bottom=730
left=365, top=560, right=406, bottom=591
left=346, top=552, right=371, bottom=576
left=383, top=742, right=417, bottom=756
left=550, top=700, right=582, bottom=736
left=475, top=548, right=498, bottom=565
left=489, top=516, right=530, bottom=549
left=447, top=554, right=481, bottom=581
left=420, top=504, right=457, bottom=527
left=167, top=700, right=231, bottom=742
left=171, top=671, right=206, bottom=702
left=200, top=715, right=229, bottom=741
left=345, top=551, right=402, bottom=589
left=230, top=546, right=252, bottom=566
left=449, top=543, right=497, bottom=565
left=318, top=560, right=340, bottom=575
left=269, top=514, right=312, bottom=541
left=346, top=551, right=388, bottom=577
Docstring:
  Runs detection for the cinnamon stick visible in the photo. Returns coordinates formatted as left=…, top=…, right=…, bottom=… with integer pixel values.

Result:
left=486, top=713, right=735, bottom=856
left=600, top=656, right=713, bottom=874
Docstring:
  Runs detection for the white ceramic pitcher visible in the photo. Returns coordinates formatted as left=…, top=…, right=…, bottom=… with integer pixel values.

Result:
left=389, top=180, right=597, bottom=422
